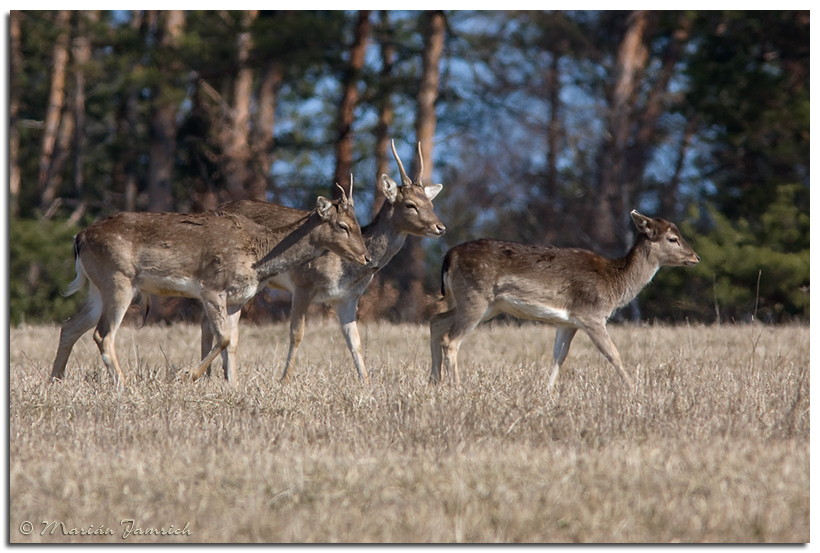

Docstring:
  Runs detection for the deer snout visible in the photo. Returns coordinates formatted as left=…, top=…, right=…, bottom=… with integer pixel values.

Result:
left=428, top=223, right=446, bottom=237
left=685, top=253, right=700, bottom=266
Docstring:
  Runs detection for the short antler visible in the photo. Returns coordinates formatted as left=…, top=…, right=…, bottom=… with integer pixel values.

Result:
left=415, top=142, right=424, bottom=187
left=334, top=182, right=347, bottom=205
left=390, top=139, right=412, bottom=186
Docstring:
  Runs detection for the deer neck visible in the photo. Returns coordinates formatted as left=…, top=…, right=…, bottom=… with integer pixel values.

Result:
left=252, top=213, right=323, bottom=280
left=360, top=202, right=408, bottom=269
left=611, top=235, right=661, bottom=309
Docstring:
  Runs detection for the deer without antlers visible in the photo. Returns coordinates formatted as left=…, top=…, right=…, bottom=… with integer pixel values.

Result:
left=203, top=140, right=446, bottom=383
left=51, top=189, right=369, bottom=388
left=429, top=210, right=700, bottom=389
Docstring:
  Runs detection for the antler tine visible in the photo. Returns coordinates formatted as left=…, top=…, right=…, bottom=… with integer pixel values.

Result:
left=415, top=141, right=424, bottom=187
left=349, top=173, right=355, bottom=204
left=334, top=182, right=347, bottom=204
left=390, top=139, right=411, bottom=186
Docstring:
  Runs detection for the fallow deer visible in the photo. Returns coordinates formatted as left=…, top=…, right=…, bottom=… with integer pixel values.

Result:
left=202, top=140, right=446, bottom=383
left=51, top=189, right=369, bottom=388
left=429, top=210, right=700, bottom=389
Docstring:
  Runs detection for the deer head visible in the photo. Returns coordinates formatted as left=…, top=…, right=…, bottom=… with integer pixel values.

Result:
left=314, top=183, right=370, bottom=266
left=379, top=140, right=446, bottom=238
left=630, top=210, right=700, bottom=267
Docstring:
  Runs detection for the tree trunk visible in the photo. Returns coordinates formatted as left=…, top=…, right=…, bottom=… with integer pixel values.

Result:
left=543, top=36, right=566, bottom=245
left=9, top=10, right=22, bottom=217
left=594, top=10, right=649, bottom=254
left=38, top=10, right=72, bottom=211
left=249, top=60, right=283, bottom=202
left=225, top=10, right=258, bottom=201
left=395, top=10, right=446, bottom=323
left=333, top=11, right=371, bottom=199
left=372, top=10, right=395, bottom=217
left=72, top=11, right=101, bottom=199
left=147, top=10, right=185, bottom=213
left=41, top=107, right=75, bottom=219
left=624, top=14, right=692, bottom=196
left=112, top=11, right=144, bottom=213
left=662, top=114, right=698, bottom=218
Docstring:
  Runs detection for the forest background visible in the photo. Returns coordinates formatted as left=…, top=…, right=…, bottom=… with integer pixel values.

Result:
left=8, top=10, right=810, bottom=327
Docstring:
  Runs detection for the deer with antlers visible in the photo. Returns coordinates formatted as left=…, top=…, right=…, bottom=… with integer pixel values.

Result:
left=202, top=140, right=446, bottom=383
left=429, top=210, right=700, bottom=389
left=51, top=188, right=369, bottom=388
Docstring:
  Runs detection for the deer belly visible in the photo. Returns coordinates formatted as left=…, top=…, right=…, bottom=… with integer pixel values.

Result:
left=138, top=275, right=202, bottom=298
left=494, top=297, right=574, bottom=325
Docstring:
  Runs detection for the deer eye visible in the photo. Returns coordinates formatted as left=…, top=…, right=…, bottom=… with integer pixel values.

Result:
left=667, top=235, right=679, bottom=244
left=405, top=203, right=418, bottom=212
left=338, top=223, right=350, bottom=234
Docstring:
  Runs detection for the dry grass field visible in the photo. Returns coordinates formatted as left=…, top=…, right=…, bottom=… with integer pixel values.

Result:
left=9, top=319, right=809, bottom=543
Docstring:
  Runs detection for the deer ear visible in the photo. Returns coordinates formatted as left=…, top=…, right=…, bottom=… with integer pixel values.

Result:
left=316, top=196, right=333, bottom=220
left=380, top=175, right=399, bottom=204
left=631, top=210, right=656, bottom=238
left=424, top=183, right=443, bottom=201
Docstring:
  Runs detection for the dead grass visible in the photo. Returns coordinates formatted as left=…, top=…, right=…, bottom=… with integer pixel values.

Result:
left=9, top=320, right=809, bottom=543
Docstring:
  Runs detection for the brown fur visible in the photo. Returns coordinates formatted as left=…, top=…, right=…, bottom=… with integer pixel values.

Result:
left=50, top=193, right=369, bottom=388
left=430, top=211, right=700, bottom=389
left=202, top=140, right=446, bottom=383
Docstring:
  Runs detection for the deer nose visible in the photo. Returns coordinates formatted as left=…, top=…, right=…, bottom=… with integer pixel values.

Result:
left=364, top=254, right=372, bottom=264
left=435, top=224, right=446, bottom=235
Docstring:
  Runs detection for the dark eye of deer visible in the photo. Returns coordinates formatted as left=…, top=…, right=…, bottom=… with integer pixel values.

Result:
left=668, top=236, right=679, bottom=244
left=406, top=203, right=418, bottom=211
left=339, top=223, right=349, bottom=234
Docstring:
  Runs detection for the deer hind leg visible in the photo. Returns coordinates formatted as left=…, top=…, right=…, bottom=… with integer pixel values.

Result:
left=92, top=275, right=134, bottom=387
left=189, top=291, right=231, bottom=384
left=581, top=320, right=634, bottom=389
left=439, top=302, right=487, bottom=386
left=335, top=298, right=369, bottom=384
left=51, top=284, right=104, bottom=382
left=201, top=316, right=215, bottom=378
left=280, top=289, right=311, bottom=383
left=429, top=309, right=455, bottom=384
left=548, top=325, right=578, bottom=389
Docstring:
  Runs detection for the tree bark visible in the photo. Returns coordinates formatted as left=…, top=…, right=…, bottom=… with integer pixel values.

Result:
left=72, top=11, right=101, bottom=199
left=38, top=10, right=72, bottom=210
left=594, top=10, right=649, bottom=254
left=249, top=60, right=283, bottom=202
left=662, top=114, right=698, bottom=218
left=224, top=10, right=258, bottom=201
left=112, top=11, right=145, bottom=213
left=624, top=14, right=692, bottom=195
left=9, top=10, right=22, bottom=217
left=395, top=10, right=446, bottom=323
left=147, top=10, right=185, bottom=213
left=372, top=10, right=395, bottom=217
left=333, top=11, right=371, bottom=199
left=543, top=35, right=566, bottom=245
left=413, top=10, right=445, bottom=180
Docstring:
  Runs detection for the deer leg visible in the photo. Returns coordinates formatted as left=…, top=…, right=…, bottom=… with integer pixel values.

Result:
left=280, top=289, right=311, bottom=383
left=92, top=275, right=133, bottom=387
left=334, top=298, right=370, bottom=384
left=51, top=284, right=103, bottom=382
left=189, top=291, right=231, bottom=384
left=429, top=309, right=455, bottom=384
left=201, top=316, right=215, bottom=378
left=222, top=307, right=243, bottom=385
left=581, top=320, right=634, bottom=389
left=548, top=325, right=578, bottom=389
left=440, top=303, right=487, bottom=386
